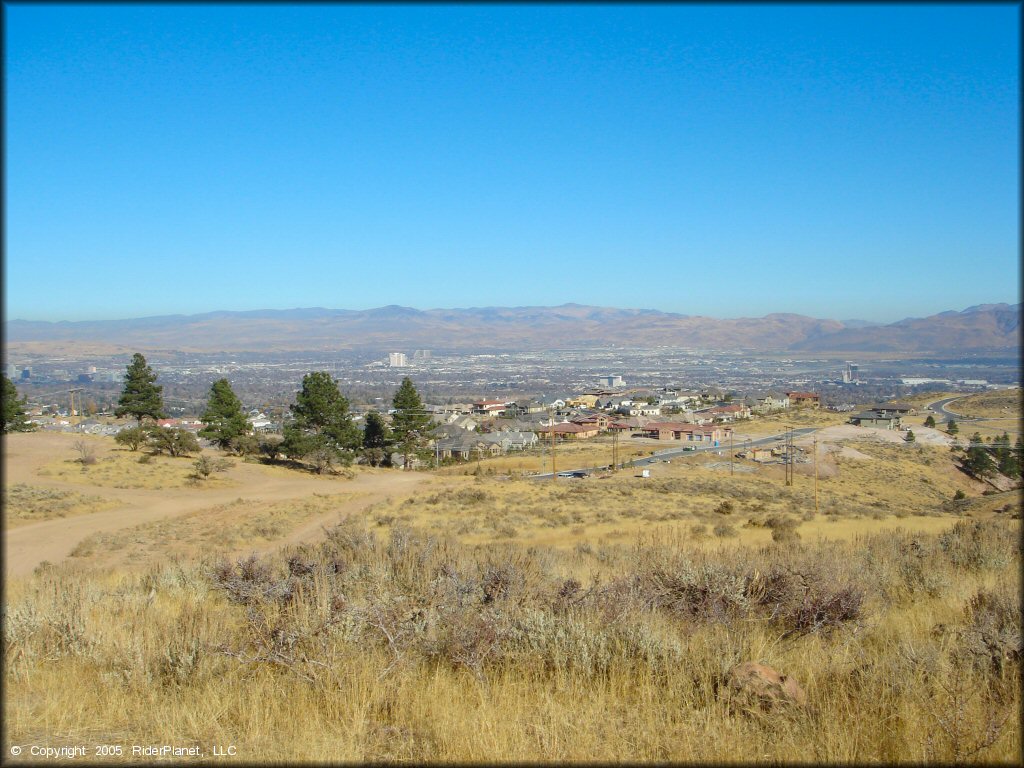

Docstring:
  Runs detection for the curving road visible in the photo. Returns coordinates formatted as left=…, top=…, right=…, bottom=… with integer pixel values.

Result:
left=531, top=427, right=818, bottom=479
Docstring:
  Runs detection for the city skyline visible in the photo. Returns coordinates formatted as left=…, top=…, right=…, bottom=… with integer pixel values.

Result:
left=5, top=4, right=1020, bottom=323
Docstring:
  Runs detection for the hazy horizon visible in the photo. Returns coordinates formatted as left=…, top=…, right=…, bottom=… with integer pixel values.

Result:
left=6, top=299, right=1021, bottom=328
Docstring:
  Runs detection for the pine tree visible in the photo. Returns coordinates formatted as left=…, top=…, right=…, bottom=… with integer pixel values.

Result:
left=905, top=429, right=915, bottom=442
left=946, top=419, right=959, bottom=435
left=391, top=377, right=435, bottom=469
left=362, top=410, right=392, bottom=467
left=282, top=372, right=360, bottom=473
left=115, top=353, right=165, bottom=427
left=199, top=378, right=250, bottom=450
left=923, top=415, right=936, bottom=428
left=963, top=443, right=996, bottom=479
left=2, top=375, right=33, bottom=433
left=993, top=432, right=1019, bottom=478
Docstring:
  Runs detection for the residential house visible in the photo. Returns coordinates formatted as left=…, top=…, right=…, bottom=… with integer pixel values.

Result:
left=871, top=403, right=915, bottom=417
left=618, top=402, right=662, bottom=417
left=535, top=422, right=600, bottom=440
left=786, top=391, right=821, bottom=409
left=849, top=410, right=902, bottom=429
left=472, top=400, right=508, bottom=417
left=503, top=400, right=547, bottom=417
left=567, top=394, right=601, bottom=408
left=752, top=394, right=790, bottom=414
left=608, top=415, right=654, bottom=432
left=638, top=422, right=733, bottom=444
left=572, top=412, right=616, bottom=431
left=707, top=404, right=751, bottom=421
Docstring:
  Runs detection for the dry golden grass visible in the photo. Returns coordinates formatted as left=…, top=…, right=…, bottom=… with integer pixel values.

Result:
left=946, top=389, right=1022, bottom=420
left=3, top=484, right=119, bottom=527
left=37, top=448, right=239, bottom=490
left=355, top=437, right=1003, bottom=560
left=733, top=408, right=845, bottom=436
left=66, top=492, right=364, bottom=571
left=434, top=438, right=656, bottom=476
left=5, top=515, right=1019, bottom=763
left=4, top=425, right=1021, bottom=763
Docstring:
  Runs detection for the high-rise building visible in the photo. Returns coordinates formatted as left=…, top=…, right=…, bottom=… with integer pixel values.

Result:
left=842, top=362, right=859, bottom=384
left=413, top=349, right=431, bottom=360
left=388, top=352, right=408, bottom=368
left=5, top=363, right=17, bottom=379
left=20, top=367, right=31, bottom=380
left=600, top=375, right=625, bottom=388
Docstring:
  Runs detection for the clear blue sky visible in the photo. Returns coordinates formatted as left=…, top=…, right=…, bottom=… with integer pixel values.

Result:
left=5, top=3, right=1019, bottom=323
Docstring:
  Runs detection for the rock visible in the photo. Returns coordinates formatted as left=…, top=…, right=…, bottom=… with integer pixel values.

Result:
left=724, top=661, right=807, bottom=711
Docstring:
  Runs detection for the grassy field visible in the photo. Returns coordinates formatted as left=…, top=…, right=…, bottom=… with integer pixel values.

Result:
left=38, top=446, right=240, bottom=490
left=4, top=515, right=1019, bottom=762
left=3, top=427, right=1021, bottom=763
left=945, top=389, right=1022, bottom=420
left=66, top=492, right=363, bottom=571
left=3, top=484, right=119, bottom=527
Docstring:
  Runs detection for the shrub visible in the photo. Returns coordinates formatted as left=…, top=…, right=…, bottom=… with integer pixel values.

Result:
left=72, top=440, right=97, bottom=466
left=229, top=434, right=260, bottom=457
left=192, top=455, right=232, bottom=479
left=713, top=522, right=737, bottom=538
left=148, top=427, right=201, bottom=457
left=938, top=520, right=1017, bottom=571
left=115, top=426, right=147, bottom=451
left=956, top=586, right=1021, bottom=677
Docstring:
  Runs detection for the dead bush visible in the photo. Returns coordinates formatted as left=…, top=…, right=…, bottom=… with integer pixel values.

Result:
left=956, top=586, right=1021, bottom=678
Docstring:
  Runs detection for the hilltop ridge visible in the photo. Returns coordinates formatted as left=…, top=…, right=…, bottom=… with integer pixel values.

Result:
left=5, top=303, right=1019, bottom=355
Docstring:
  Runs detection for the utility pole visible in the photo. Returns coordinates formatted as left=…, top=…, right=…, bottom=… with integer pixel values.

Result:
left=547, top=407, right=557, bottom=479
left=813, top=433, right=819, bottom=515
left=730, top=429, right=734, bottom=475
left=784, top=427, right=794, bottom=486
left=69, top=388, right=83, bottom=428
left=612, top=428, right=619, bottom=472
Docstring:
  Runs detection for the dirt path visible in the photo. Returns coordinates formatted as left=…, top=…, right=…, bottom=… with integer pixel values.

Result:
left=3, top=433, right=430, bottom=578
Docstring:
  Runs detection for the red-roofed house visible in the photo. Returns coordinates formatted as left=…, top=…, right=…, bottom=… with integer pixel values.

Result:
left=639, top=422, right=732, bottom=444
left=535, top=422, right=600, bottom=440
left=472, top=400, right=509, bottom=416
left=786, top=392, right=820, bottom=409
left=707, top=404, right=751, bottom=421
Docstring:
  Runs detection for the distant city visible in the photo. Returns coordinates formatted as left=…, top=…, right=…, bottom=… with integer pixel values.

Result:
left=5, top=346, right=1017, bottom=428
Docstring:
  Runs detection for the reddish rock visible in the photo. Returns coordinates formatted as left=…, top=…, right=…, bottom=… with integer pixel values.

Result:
left=724, top=661, right=807, bottom=711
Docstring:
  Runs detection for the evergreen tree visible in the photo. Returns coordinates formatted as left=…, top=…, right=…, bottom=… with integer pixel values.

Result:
left=993, top=433, right=1019, bottom=478
left=115, top=353, right=165, bottom=427
left=946, top=419, right=958, bottom=435
left=2, top=375, right=33, bottom=433
left=963, top=443, right=996, bottom=479
left=282, top=372, right=360, bottom=473
left=391, top=377, right=435, bottom=469
left=923, top=415, right=936, bottom=428
left=362, top=410, right=392, bottom=467
left=199, top=378, right=250, bottom=450
left=905, top=429, right=915, bottom=442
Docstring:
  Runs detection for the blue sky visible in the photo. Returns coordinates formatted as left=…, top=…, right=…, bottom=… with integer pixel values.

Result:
left=5, top=4, right=1019, bottom=323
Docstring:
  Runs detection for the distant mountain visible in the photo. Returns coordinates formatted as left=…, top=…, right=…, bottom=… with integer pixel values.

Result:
left=789, top=303, right=1020, bottom=354
left=5, top=303, right=1019, bottom=355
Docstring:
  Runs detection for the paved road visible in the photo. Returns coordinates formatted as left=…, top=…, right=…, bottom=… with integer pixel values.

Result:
left=531, top=427, right=818, bottom=479
left=924, top=396, right=965, bottom=422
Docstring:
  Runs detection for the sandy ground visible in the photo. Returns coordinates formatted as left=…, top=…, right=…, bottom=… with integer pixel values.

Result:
left=796, top=424, right=953, bottom=447
left=3, top=433, right=429, bottom=579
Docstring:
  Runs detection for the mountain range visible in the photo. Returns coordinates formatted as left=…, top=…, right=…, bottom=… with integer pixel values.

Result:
left=4, top=303, right=1019, bottom=355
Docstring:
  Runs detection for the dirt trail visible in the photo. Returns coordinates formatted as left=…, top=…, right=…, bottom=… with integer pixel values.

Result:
left=3, top=433, right=429, bottom=578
